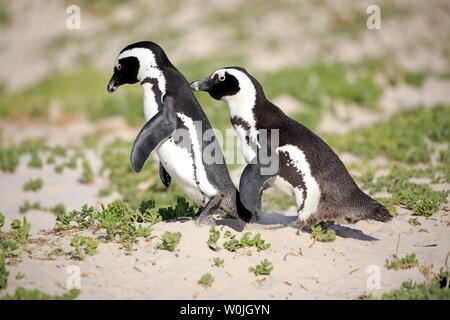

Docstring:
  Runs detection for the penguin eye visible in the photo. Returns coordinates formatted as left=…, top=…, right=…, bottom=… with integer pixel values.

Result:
left=116, top=64, right=121, bottom=71
left=219, top=75, right=225, bottom=81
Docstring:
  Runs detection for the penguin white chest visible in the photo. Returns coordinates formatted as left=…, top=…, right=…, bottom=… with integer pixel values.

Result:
left=276, top=144, right=321, bottom=221
left=156, top=113, right=218, bottom=206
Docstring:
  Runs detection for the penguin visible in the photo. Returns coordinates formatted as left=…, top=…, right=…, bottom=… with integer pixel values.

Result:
left=107, top=42, right=253, bottom=223
left=190, top=67, right=392, bottom=228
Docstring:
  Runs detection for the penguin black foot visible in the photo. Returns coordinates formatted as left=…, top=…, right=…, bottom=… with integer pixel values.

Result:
left=194, top=194, right=223, bottom=226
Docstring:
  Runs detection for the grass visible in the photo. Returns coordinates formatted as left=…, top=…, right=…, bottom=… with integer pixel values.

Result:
left=157, top=231, right=182, bottom=252
left=385, top=253, right=419, bottom=271
left=22, top=178, right=43, bottom=192
left=326, top=106, right=450, bottom=164
left=249, top=259, right=273, bottom=276
left=70, top=235, right=98, bottom=260
left=310, top=224, right=336, bottom=242
left=0, top=69, right=143, bottom=125
left=3, top=287, right=80, bottom=300
left=198, top=273, right=214, bottom=288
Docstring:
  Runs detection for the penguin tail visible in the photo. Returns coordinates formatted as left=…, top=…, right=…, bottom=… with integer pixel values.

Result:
left=336, top=190, right=393, bottom=224
left=368, top=201, right=393, bottom=223
left=355, top=191, right=393, bottom=223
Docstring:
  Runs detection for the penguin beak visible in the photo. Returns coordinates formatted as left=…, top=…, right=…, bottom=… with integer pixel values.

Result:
left=189, top=77, right=218, bottom=91
left=107, top=73, right=120, bottom=94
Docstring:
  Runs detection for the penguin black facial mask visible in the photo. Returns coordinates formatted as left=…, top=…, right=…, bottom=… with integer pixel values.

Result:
left=107, top=56, right=140, bottom=93
left=190, top=71, right=240, bottom=100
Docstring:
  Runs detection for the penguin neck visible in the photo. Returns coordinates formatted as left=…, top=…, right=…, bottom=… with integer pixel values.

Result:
left=224, top=86, right=258, bottom=131
left=140, top=67, right=166, bottom=121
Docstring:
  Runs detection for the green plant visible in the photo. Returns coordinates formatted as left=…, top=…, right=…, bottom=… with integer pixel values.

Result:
left=50, top=203, right=66, bottom=216
left=157, top=231, right=182, bottom=252
left=10, top=217, right=31, bottom=245
left=249, top=259, right=273, bottom=276
left=158, top=197, right=197, bottom=220
left=81, top=159, right=94, bottom=184
left=198, top=273, right=214, bottom=288
left=0, top=148, right=20, bottom=172
left=70, top=235, right=98, bottom=260
left=0, top=212, right=4, bottom=231
left=97, top=201, right=151, bottom=252
left=240, top=232, right=271, bottom=251
left=311, top=224, right=336, bottom=242
left=50, top=247, right=65, bottom=256
left=408, top=218, right=421, bottom=226
left=137, top=200, right=161, bottom=224
left=212, top=257, right=224, bottom=268
left=54, top=204, right=96, bottom=231
left=1, top=240, right=18, bottom=256
left=207, top=226, right=220, bottom=251
left=15, top=272, right=25, bottom=280
left=0, top=251, right=9, bottom=291
left=379, top=270, right=449, bottom=299
left=19, top=201, right=42, bottom=214
left=99, top=188, right=112, bottom=197
left=28, top=152, right=43, bottom=168
left=3, top=287, right=80, bottom=300
left=223, top=232, right=271, bottom=252
left=385, top=253, right=419, bottom=271
left=326, top=106, right=450, bottom=164
left=223, top=238, right=241, bottom=252
left=22, top=178, right=43, bottom=192
left=53, top=201, right=152, bottom=252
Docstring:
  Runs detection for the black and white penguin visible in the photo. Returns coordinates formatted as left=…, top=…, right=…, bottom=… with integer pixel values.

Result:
left=107, top=43, right=253, bottom=223
left=190, top=67, right=392, bottom=228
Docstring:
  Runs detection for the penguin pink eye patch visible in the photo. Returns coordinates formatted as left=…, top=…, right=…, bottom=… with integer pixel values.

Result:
left=212, top=70, right=226, bottom=81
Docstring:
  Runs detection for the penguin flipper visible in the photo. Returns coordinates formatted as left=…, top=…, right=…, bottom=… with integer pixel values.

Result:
left=239, top=156, right=279, bottom=214
left=131, top=96, right=177, bottom=173
left=159, top=162, right=171, bottom=188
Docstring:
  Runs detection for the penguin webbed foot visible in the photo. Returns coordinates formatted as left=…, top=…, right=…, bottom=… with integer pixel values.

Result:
left=194, top=194, right=223, bottom=226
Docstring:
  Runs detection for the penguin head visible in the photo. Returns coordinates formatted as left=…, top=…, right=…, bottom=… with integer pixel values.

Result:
left=107, top=41, right=173, bottom=93
left=190, top=67, right=258, bottom=102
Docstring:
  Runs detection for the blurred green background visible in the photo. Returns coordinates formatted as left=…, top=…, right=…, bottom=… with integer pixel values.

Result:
left=0, top=0, right=449, bottom=212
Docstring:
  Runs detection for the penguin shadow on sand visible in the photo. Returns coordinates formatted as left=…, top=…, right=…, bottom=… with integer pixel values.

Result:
left=255, top=212, right=378, bottom=241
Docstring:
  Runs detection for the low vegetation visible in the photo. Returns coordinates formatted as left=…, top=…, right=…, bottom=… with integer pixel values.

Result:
left=212, top=257, right=224, bottom=268
left=3, top=287, right=80, bottom=300
left=385, top=253, right=419, bottom=271
left=249, top=259, right=273, bottom=276
left=377, top=270, right=449, bottom=300
left=223, top=231, right=271, bottom=252
left=70, top=235, right=98, bottom=260
left=157, top=231, right=182, bottom=252
left=310, top=224, right=336, bottom=242
left=22, top=178, right=43, bottom=192
left=198, top=273, right=214, bottom=288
